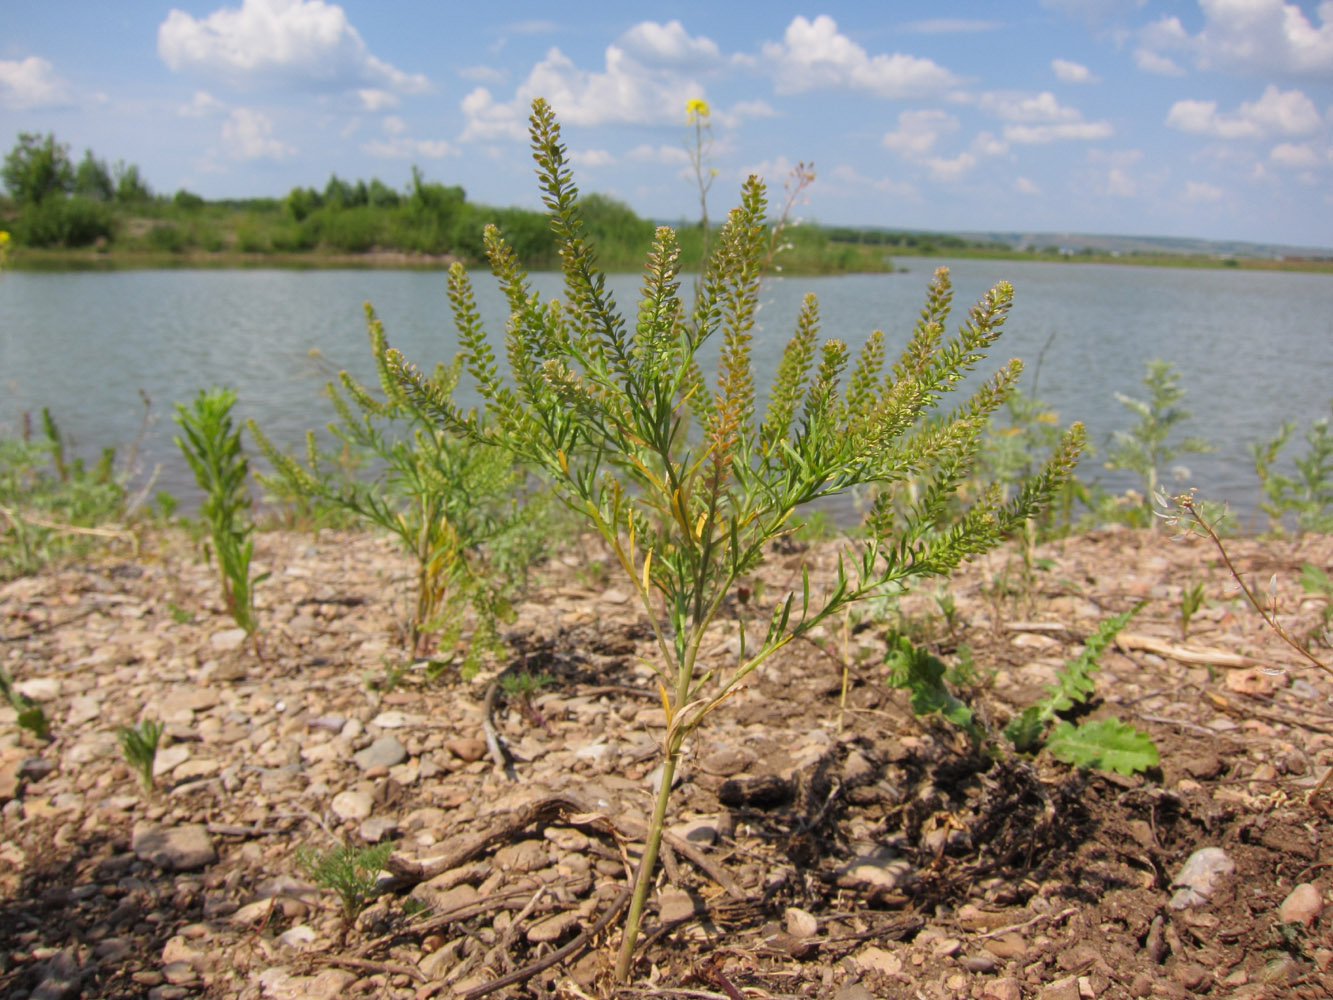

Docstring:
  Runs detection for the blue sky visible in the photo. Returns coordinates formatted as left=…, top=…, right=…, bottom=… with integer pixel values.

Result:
left=3, top=1, right=1331, bottom=247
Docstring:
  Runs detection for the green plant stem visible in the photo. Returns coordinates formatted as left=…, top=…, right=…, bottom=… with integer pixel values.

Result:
left=616, top=747, right=679, bottom=980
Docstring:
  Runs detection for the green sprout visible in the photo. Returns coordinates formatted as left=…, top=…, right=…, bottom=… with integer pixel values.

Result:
left=296, top=842, right=392, bottom=934
left=116, top=718, right=163, bottom=794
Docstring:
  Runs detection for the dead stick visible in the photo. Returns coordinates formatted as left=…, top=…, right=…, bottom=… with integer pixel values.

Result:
left=386, top=794, right=595, bottom=884
left=662, top=831, right=747, bottom=901
left=321, top=954, right=426, bottom=983
left=458, top=884, right=633, bottom=1000
left=1116, top=632, right=1276, bottom=669
left=975, top=906, right=1079, bottom=940
left=355, top=886, right=534, bottom=957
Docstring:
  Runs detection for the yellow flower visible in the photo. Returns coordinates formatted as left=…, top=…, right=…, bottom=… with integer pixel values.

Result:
left=0, top=231, right=9, bottom=247
left=686, top=98, right=710, bottom=120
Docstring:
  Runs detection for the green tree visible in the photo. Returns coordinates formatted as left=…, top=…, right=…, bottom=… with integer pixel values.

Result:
left=3, top=132, right=74, bottom=204
left=73, top=150, right=114, bottom=201
left=113, top=161, right=152, bottom=204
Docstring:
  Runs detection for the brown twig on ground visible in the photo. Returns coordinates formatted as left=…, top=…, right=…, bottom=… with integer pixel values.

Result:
left=385, top=794, right=599, bottom=885
left=454, top=883, right=634, bottom=1000
left=974, top=905, right=1080, bottom=940
left=662, top=830, right=748, bottom=901
left=354, top=886, right=534, bottom=958
left=321, top=953, right=426, bottom=983
left=1116, top=632, right=1275, bottom=669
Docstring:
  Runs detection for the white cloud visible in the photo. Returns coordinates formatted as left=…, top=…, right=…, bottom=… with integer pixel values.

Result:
left=626, top=144, right=692, bottom=165
left=1052, top=58, right=1097, bottom=83
left=924, top=152, right=977, bottom=182
left=220, top=108, right=295, bottom=159
left=976, top=89, right=1111, bottom=143
left=882, top=109, right=958, bottom=156
left=617, top=20, right=721, bottom=69
left=460, top=86, right=527, bottom=141
left=357, top=88, right=397, bottom=111
left=0, top=56, right=73, bottom=110
left=980, top=90, right=1082, bottom=123
left=1041, top=0, right=1149, bottom=22
left=1138, top=0, right=1333, bottom=77
left=1184, top=180, right=1225, bottom=201
left=362, top=137, right=453, bottom=158
left=972, top=131, right=1010, bottom=157
left=570, top=148, right=614, bottom=167
left=761, top=15, right=960, bottom=97
left=179, top=90, right=226, bottom=116
left=1166, top=85, right=1321, bottom=139
left=1013, top=176, right=1042, bottom=195
left=738, top=155, right=809, bottom=190
left=1004, top=120, right=1113, bottom=143
left=382, top=115, right=406, bottom=135
left=1133, top=48, right=1186, bottom=75
left=1270, top=141, right=1321, bottom=167
left=460, top=22, right=716, bottom=139
left=1103, top=167, right=1137, bottom=196
left=507, top=20, right=559, bottom=35
left=158, top=0, right=431, bottom=94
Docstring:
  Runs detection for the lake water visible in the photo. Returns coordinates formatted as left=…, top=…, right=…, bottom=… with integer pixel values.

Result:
left=1, top=260, right=1330, bottom=524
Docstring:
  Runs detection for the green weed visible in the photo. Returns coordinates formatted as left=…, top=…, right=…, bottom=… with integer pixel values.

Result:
left=1256, top=401, right=1333, bottom=534
left=249, top=306, right=534, bottom=662
left=1, top=666, right=50, bottom=741
left=886, top=605, right=1157, bottom=776
left=296, top=842, right=392, bottom=934
left=0, top=409, right=130, bottom=578
left=116, top=718, right=162, bottom=795
left=1104, top=360, right=1211, bottom=527
left=1179, top=580, right=1206, bottom=639
left=175, top=388, right=265, bottom=646
left=383, top=100, right=1083, bottom=980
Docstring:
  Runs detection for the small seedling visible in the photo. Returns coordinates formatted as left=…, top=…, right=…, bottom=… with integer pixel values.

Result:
left=500, top=669, right=555, bottom=728
left=888, top=605, right=1157, bottom=775
left=117, top=718, right=163, bottom=794
left=167, top=601, right=195, bottom=624
left=1003, top=604, right=1157, bottom=775
left=1, top=667, right=50, bottom=741
left=296, top=842, right=392, bottom=934
left=1179, top=580, right=1206, bottom=639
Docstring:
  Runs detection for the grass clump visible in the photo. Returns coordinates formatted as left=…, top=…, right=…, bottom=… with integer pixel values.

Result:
left=0, top=408, right=131, bottom=579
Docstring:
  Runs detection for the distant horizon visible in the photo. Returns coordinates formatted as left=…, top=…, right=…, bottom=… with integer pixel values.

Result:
left=3, top=1, right=1331, bottom=248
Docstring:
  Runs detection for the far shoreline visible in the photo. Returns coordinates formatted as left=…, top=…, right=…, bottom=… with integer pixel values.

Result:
left=6, top=244, right=1331, bottom=276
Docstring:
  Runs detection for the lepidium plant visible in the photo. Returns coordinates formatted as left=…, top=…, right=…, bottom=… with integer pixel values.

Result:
left=249, top=305, right=533, bottom=661
left=386, top=99, right=1085, bottom=980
